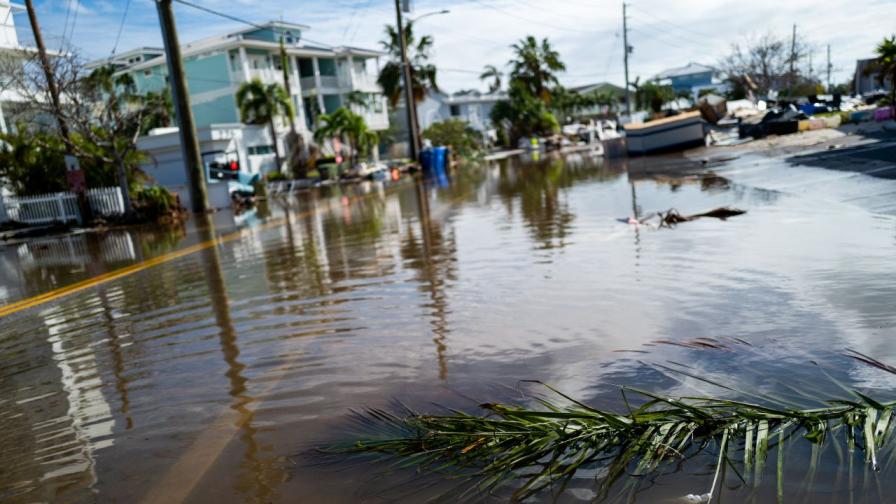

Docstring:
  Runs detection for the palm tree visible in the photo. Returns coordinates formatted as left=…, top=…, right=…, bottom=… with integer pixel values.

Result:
left=508, top=36, right=566, bottom=105
left=377, top=21, right=439, bottom=108
left=235, top=78, right=292, bottom=173
left=314, top=108, right=378, bottom=167
left=344, top=90, right=369, bottom=111
left=869, top=35, right=896, bottom=105
left=480, top=64, right=502, bottom=93
left=139, top=88, right=174, bottom=135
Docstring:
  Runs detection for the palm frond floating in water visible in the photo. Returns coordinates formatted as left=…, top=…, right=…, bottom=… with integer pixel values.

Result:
left=329, top=384, right=896, bottom=502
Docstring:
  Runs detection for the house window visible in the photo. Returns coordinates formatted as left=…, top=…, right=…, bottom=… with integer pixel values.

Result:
left=248, top=145, right=274, bottom=155
left=298, top=58, right=314, bottom=78
left=144, top=69, right=152, bottom=76
left=449, top=104, right=461, bottom=117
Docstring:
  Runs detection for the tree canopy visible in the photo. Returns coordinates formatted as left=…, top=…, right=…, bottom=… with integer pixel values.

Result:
left=377, top=21, right=439, bottom=108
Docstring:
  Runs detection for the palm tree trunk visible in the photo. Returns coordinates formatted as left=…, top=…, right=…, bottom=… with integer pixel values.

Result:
left=269, top=119, right=283, bottom=174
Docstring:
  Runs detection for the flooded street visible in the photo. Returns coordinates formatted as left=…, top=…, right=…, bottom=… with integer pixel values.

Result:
left=2, top=151, right=896, bottom=503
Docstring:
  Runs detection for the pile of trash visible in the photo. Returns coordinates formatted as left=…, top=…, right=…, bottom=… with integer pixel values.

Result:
left=699, top=92, right=895, bottom=144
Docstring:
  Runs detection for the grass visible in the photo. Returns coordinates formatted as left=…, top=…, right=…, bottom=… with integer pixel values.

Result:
left=326, top=351, right=896, bottom=502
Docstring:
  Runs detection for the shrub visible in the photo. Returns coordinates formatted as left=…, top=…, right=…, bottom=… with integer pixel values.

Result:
left=133, top=185, right=181, bottom=220
left=266, top=171, right=288, bottom=182
left=423, top=119, right=484, bottom=160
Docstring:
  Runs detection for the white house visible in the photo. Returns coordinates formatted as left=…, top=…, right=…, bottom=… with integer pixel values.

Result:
left=87, top=21, right=391, bottom=174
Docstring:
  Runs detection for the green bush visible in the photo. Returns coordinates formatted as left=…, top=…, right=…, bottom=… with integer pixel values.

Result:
left=266, top=171, right=288, bottom=182
left=0, top=129, right=68, bottom=195
left=133, top=185, right=181, bottom=219
left=423, top=119, right=484, bottom=160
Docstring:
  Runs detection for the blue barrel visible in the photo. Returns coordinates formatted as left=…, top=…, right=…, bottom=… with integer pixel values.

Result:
left=432, top=146, right=448, bottom=172
left=419, top=148, right=434, bottom=171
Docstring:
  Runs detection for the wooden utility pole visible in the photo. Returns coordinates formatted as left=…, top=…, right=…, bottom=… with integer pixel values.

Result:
left=789, top=24, right=797, bottom=97
left=156, top=0, right=208, bottom=212
left=394, top=0, right=420, bottom=161
left=24, top=1, right=68, bottom=141
left=826, top=44, right=832, bottom=92
left=24, top=0, right=92, bottom=222
left=622, top=2, right=631, bottom=118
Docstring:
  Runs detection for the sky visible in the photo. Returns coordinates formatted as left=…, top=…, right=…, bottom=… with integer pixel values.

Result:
left=23, top=0, right=896, bottom=92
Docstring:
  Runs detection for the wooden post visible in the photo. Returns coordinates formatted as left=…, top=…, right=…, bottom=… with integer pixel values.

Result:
left=156, top=0, right=209, bottom=213
left=394, top=0, right=420, bottom=161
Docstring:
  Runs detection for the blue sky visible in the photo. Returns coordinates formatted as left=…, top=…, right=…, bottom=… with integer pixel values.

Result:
left=25, top=0, right=896, bottom=92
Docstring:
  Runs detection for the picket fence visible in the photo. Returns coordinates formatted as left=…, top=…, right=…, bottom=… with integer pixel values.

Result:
left=1, top=187, right=126, bottom=225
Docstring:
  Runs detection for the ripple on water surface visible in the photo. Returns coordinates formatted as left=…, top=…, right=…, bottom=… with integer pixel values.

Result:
left=1, top=152, right=896, bottom=502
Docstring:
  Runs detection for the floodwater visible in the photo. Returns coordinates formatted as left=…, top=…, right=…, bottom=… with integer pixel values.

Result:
left=2, top=148, right=896, bottom=503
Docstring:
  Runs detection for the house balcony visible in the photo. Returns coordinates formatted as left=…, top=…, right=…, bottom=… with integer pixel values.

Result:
left=351, top=73, right=380, bottom=92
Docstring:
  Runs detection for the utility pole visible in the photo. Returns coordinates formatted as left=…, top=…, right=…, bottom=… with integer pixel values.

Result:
left=789, top=24, right=797, bottom=98
left=24, top=0, right=92, bottom=222
left=622, top=2, right=632, bottom=118
left=279, top=36, right=298, bottom=138
left=156, top=0, right=208, bottom=213
left=826, top=44, right=832, bottom=92
left=394, top=0, right=420, bottom=162
left=24, top=1, right=68, bottom=142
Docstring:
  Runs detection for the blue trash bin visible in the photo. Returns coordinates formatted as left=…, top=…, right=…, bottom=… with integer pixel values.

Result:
left=432, top=146, right=447, bottom=172
left=419, top=148, right=434, bottom=171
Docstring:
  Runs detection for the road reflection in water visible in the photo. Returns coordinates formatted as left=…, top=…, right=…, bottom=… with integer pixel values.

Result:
left=1, top=150, right=896, bottom=502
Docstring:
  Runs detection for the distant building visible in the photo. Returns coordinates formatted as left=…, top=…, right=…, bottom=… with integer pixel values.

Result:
left=390, top=90, right=506, bottom=153
left=568, top=82, right=627, bottom=116
left=0, top=1, right=59, bottom=133
left=854, top=57, right=893, bottom=96
left=88, top=21, right=390, bottom=173
left=653, top=62, right=727, bottom=99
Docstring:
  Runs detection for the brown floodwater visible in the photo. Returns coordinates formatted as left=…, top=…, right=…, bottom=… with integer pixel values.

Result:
left=2, top=150, right=896, bottom=503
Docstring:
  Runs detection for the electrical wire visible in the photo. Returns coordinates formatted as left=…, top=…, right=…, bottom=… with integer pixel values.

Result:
left=172, top=0, right=339, bottom=50
left=111, top=0, right=132, bottom=55
left=68, top=0, right=81, bottom=44
left=60, top=0, right=72, bottom=50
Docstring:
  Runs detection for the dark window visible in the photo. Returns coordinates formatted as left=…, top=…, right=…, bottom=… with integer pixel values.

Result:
left=450, top=105, right=461, bottom=116
left=298, top=58, right=314, bottom=78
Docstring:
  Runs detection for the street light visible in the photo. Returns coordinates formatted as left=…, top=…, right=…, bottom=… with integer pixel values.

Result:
left=409, top=9, right=450, bottom=23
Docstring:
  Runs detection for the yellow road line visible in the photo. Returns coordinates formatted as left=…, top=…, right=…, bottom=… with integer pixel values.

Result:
left=0, top=181, right=407, bottom=319
left=0, top=218, right=284, bottom=319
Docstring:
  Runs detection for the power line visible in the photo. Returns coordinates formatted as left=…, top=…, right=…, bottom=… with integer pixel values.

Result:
left=60, top=0, right=72, bottom=50
left=172, top=0, right=337, bottom=50
left=68, top=0, right=80, bottom=44
left=469, top=0, right=612, bottom=35
left=111, top=0, right=132, bottom=56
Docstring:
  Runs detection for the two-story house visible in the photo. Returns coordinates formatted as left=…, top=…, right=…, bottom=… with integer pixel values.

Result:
left=653, top=62, right=727, bottom=100
left=87, top=21, right=390, bottom=170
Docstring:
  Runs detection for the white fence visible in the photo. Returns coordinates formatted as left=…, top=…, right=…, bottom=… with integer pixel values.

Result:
left=1, top=187, right=126, bottom=225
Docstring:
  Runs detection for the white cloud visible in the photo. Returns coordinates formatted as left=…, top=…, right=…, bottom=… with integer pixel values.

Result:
left=26, top=0, right=896, bottom=91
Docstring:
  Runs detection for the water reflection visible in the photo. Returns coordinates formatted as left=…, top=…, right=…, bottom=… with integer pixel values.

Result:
left=1, top=151, right=896, bottom=503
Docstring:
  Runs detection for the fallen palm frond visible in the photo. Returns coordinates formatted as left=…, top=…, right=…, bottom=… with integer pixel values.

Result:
left=328, top=384, right=896, bottom=502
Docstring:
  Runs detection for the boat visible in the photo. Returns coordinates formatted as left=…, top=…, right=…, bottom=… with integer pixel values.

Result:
left=623, top=111, right=706, bottom=155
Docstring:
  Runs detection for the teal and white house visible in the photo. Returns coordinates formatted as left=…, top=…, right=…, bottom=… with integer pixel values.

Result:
left=87, top=21, right=389, bottom=176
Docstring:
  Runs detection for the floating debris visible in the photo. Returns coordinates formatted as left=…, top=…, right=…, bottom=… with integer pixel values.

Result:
left=327, top=379, right=896, bottom=501
left=619, top=207, right=747, bottom=228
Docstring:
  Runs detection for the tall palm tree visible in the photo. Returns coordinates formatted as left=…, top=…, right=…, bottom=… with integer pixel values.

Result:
left=870, top=35, right=896, bottom=105
left=314, top=107, right=378, bottom=167
left=480, top=64, right=502, bottom=93
left=508, top=36, right=566, bottom=105
left=377, top=21, right=439, bottom=107
left=235, top=78, right=292, bottom=172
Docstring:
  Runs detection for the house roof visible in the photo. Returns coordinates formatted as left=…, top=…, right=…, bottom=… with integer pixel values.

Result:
left=654, top=62, right=715, bottom=80
left=226, top=21, right=311, bottom=38
left=569, top=82, right=626, bottom=96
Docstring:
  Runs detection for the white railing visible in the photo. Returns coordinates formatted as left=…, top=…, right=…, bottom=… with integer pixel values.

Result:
left=88, top=187, right=126, bottom=217
left=2, top=187, right=126, bottom=225
left=318, top=75, right=340, bottom=89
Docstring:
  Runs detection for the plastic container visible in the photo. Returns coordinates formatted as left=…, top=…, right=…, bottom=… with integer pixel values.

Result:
left=419, top=148, right=434, bottom=171
left=432, top=146, right=448, bottom=172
